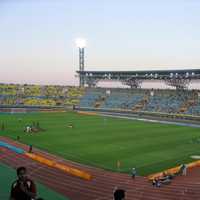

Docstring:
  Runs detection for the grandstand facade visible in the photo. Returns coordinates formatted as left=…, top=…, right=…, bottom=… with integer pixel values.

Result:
left=1, top=69, right=200, bottom=117
left=79, top=88, right=200, bottom=116
left=75, top=69, right=200, bottom=118
left=1, top=81, right=200, bottom=117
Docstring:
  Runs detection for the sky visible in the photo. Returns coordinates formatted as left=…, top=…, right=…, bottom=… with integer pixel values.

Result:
left=0, top=0, right=200, bottom=87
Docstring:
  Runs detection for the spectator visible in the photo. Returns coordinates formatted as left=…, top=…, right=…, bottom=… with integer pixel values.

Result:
left=152, top=173, right=173, bottom=188
left=175, top=164, right=187, bottom=176
left=152, top=178, right=161, bottom=187
left=181, top=164, right=187, bottom=176
left=160, top=175, right=171, bottom=185
left=10, top=166, right=37, bottom=200
left=113, top=186, right=126, bottom=200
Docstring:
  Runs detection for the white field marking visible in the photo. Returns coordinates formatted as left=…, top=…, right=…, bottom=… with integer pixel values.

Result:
left=97, top=112, right=200, bottom=128
left=190, top=155, right=200, bottom=159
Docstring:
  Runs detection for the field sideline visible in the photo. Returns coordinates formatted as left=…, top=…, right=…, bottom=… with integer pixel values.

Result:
left=0, top=111, right=200, bottom=176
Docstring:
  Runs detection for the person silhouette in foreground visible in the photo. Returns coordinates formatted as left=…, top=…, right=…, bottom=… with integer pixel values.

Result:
left=10, top=166, right=37, bottom=200
left=113, top=186, right=126, bottom=200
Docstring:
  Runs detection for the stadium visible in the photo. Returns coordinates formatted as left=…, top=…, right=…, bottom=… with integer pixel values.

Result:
left=1, top=57, right=200, bottom=200
left=1, top=1, right=200, bottom=200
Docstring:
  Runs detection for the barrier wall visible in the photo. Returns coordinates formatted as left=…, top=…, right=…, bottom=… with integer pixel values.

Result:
left=77, top=111, right=98, bottom=116
left=0, top=141, right=24, bottom=154
left=25, top=153, right=92, bottom=180
left=76, top=107, right=200, bottom=121
left=0, top=140, right=92, bottom=181
left=148, top=160, right=200, bottom=180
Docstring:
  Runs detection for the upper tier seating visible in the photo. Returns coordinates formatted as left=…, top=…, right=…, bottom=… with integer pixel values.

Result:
left=1, top=83, right=200, bottom=116
left=80, top=88, right=146, bottom=109
left=79, top=90, right=104, bottom=107
left=143, top=92, right=187, bottom=113
left=0, top=84, right=84, bottom=106
left=102, top=92, right=144, bottom=109
left=187, top=99, right=200, bottom=115
left=79, top=88, right=200, bottom=116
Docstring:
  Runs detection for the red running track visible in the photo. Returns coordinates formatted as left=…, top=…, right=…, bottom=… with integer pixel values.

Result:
left=1, top=136, right=200, bottom=200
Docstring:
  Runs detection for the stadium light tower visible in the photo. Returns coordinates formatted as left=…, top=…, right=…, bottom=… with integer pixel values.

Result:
left=76, top=38, right=86, bottom=87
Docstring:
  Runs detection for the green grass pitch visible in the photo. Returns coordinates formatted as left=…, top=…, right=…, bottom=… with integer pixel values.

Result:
left=1, top=111, right=200, bottom=176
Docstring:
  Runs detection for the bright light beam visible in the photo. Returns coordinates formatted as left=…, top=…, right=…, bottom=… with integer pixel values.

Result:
left=75, top=38, right=86, bottom=48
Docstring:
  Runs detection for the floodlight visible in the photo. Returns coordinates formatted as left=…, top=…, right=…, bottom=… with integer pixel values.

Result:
left=75, top=38, right=86, bottom=48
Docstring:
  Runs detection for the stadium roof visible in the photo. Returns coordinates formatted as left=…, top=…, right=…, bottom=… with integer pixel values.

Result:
left=77, top=69, right=200, bottom=80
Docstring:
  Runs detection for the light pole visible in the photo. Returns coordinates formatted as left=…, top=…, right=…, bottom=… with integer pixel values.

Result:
left=75, top=38, right=86, bottom=87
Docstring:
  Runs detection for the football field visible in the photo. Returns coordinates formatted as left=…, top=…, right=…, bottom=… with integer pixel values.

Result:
left=1, top=111, right=200, bottom=175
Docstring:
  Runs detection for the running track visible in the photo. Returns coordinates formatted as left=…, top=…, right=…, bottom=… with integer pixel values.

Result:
left=1, top=136, right=200, bottom=200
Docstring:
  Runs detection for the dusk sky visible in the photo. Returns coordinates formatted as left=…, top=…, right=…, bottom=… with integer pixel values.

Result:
left=0, top=0, right=200, bottom=86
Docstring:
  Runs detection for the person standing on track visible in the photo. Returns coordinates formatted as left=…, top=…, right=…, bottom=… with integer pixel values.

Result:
left=28, top=145, right=33, bottom=153
left=131, top=167, right=137, bottom=179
